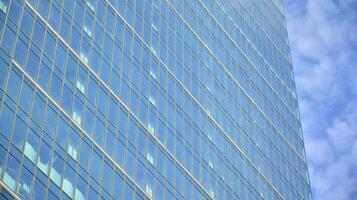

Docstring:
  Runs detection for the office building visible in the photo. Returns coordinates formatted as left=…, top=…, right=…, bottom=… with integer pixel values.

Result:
left=0, top=0, right=312, bottom=199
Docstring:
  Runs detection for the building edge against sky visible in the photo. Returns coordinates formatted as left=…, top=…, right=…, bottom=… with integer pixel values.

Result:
left=0, top=0, right=312, bottom=199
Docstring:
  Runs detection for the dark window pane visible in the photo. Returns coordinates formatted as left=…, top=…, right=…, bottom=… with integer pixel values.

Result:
left=20, top=8, right=34, bottom=37
left=32, top=20, right=45, bottom=49
left=26, top=50, right=40, bottom=79
left=44, top=31, right=56, bottom=59
left=12, top=116, right=27, bottom=149
left=38, top=62, right=51, bottom=91
left=0, top=103, right=14, bottom=137
left=14, top=38, right=28, bottom=67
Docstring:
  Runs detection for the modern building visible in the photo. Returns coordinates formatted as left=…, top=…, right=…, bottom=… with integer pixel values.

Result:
left=0, top=0, right=312, bottom=199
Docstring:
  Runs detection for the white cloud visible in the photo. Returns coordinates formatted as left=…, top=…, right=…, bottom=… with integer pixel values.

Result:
left=285, top=0, right=357, bottom=199
left=304, top=103, right=357, bottom=199
left=305, top=138, right=332, bottom=166
left=327, top=116, right=357, bottom=153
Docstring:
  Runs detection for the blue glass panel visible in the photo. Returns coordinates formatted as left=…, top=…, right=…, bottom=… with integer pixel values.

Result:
left=0, top=103, right=14, bottom=137
left=11, top=116, right=27, bottom=148
left=14, top=38, right=28, bottom=67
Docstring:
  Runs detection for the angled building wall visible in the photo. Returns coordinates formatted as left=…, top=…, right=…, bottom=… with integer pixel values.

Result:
left=0, top=0, right=311, bottom=199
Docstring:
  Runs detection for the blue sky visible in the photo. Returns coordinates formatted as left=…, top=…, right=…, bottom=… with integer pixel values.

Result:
left=285, top=0, right=357, bottom=199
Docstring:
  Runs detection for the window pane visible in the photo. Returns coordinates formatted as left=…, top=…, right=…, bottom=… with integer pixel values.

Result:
left=12, top=116, right=27, bottom=149
left=3, top=154, right=20, bottom=190
left=14, top=38, right=28, bottom=66
left=49, top=74, right=61, bottom=102
left=8, top=0, right=20, bottom=24
left=18, top=166, right=33, bottom=199
left=20, top=8, right=34, bottom=37
left=44, top=106, right=57, bottom=137
left=63, top=164, right=75, bottom=198
left=24, top=129, right=39, bottom=163
left=113, top=171, right=124, bottom=198
left=44, top=31, right=56, bottom=59
left=6, top=68, right=22, bottom=102
left=136, top=160, right=145, bottom=188
left=0, top=103, right=14, bottom=137
left=124, top=182, right=134, bottom=200
left=32, top=20, right=45, bottom=49
left=37, top=141, right=51, bottom=175
left=68, top=129, right=80, bottom=161
left=79, top=140, right=90, bottom=170
left=56, top=117, right=69, bottom=149
left=101, top=161, right=113, bottom=191
left=32, top=94, right=45, bottom=125
left=61, top=85, right=73, bottom=113
left=60, top=16, right=71, bottom=40
left=84, top=108, right=94, bottom=135
left=19, top=81, right=33, bottom=114
left=38, top=62, right=51, bottom=90
left=50, top=152, right=64, bottom=187
left=55, top=43, right=67, bottom=72
left=94, top=119, right=105, bottom=146
left=26, top=50, right=40, bottom=79
left=1, top=27, right=16, bottom=55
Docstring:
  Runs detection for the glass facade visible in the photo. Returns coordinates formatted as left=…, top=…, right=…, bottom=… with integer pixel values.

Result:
left=0, top=0, right=312, bottom=199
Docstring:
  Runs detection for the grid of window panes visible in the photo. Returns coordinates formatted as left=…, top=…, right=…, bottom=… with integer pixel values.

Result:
left=1, top=185, right=17, bottom=199
left=0, top=0, right=312, bottom=200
